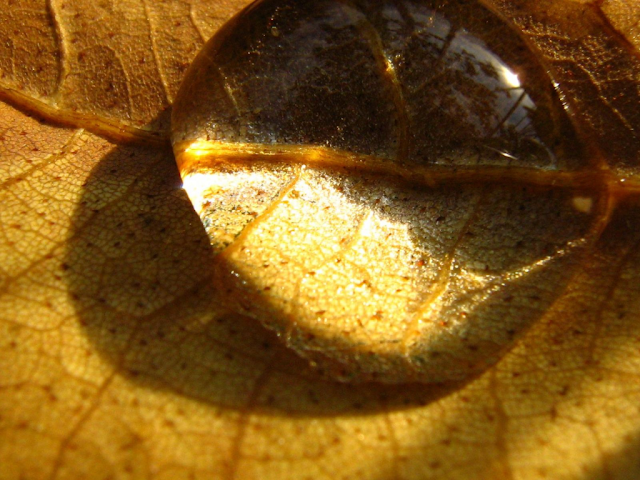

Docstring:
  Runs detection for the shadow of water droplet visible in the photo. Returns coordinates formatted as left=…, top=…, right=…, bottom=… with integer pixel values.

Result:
left=64, top=137, right=462, bottom=416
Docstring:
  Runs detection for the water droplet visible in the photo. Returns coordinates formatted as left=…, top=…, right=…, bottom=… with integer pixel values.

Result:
left=171, top=0, right=596, bottom=383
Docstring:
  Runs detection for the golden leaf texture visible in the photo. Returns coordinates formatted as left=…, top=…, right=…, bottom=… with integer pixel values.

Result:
left=1, top=0, right=640, bottom=479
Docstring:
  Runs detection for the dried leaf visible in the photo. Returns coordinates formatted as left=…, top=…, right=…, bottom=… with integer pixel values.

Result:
left=1, top=0, right=639, bottom=479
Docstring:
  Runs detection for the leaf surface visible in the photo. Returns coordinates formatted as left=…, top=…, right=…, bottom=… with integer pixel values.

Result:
left=1, top=1, right=640, bottom=479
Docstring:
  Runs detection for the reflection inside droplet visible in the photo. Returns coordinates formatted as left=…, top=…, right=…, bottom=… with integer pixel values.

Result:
left=389, top=6, right=550, bottom=166
left=172, top=0, right=581, bottom=173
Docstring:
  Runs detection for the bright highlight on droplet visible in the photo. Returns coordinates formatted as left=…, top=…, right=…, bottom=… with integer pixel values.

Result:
left=502, top=67, right=521, bottom=89
left=184, top=140, right=215, bottom=157
left=183, top=169, right=282, bottom=215
left=181, top=172, right=215, bottom=215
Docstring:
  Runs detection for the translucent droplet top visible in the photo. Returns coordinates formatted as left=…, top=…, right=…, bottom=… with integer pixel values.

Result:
left=172, top=0, right=582, bottom=172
